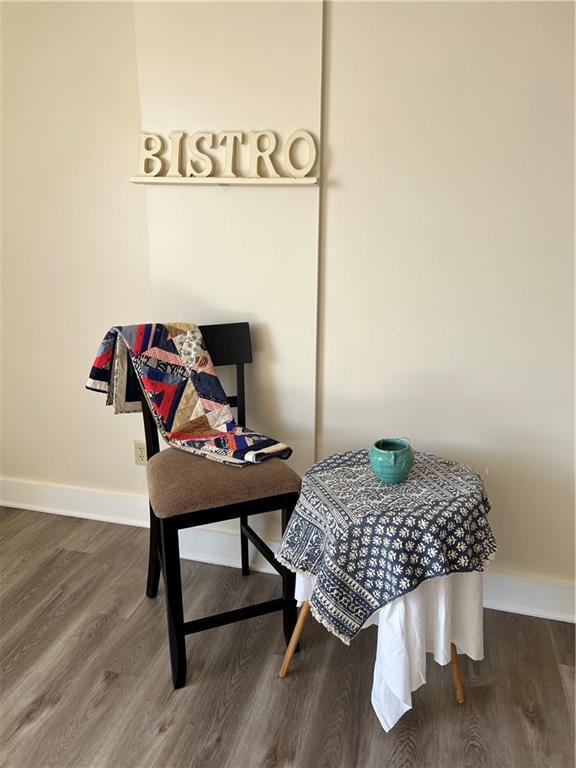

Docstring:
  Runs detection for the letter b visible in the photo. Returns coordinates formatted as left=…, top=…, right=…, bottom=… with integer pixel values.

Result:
left=138, top=133, right=164, bottom=177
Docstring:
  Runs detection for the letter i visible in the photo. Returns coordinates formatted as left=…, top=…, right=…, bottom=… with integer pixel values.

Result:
left=167, top=132, right=184, bottom=177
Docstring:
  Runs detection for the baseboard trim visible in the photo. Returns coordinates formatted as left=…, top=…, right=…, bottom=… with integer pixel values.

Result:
left=1, top=476, right=574, bottom=623
left=0, top=476, right=150, bottom=527
left=483, top=572, right=574, bottom=624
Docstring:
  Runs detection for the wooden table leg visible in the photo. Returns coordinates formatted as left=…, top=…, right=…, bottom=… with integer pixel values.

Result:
left=450, top=642, right=465, bottom=704
left=278, top=601, right=310, bottom=679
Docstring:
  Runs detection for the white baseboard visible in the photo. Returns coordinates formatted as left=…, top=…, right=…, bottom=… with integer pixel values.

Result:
left=1, top=476, right=574, bottom=623
left=483, top=572, right=574, bottom=624
left=0, top=476, right=150, bottom=527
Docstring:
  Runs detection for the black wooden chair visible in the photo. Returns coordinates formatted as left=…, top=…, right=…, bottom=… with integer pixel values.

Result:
left=140, top=322, right=300, bottom=688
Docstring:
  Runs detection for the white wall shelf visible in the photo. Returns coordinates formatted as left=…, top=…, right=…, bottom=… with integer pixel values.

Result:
left=129, top=176, right=318, bottom=186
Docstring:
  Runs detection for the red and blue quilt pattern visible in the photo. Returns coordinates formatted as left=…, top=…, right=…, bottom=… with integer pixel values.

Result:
left=87, top=323, right=291, bottom=465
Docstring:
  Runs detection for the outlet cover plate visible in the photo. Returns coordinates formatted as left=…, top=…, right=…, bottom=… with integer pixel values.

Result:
left=134, top=440, right=147, bottom=466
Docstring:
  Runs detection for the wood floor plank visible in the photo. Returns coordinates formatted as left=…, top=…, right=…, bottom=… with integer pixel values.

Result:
left=1, top=611, right=125, bottom=766
left=296, top=625, right=378, bottom=768
left=548, top=618, right=575, bottom=668
left=548, top=618, right=575, bottom=754
left=487, top=610, right=572, bottom=768
left=58, top=516, right=138, bottom=555
left=0, top=511, right=81, bottom=596
left=1, top=553, right=118, bottom=696
left=1, top=507, right=574, bottom=768
left=0, top=507, right=31, bottom=544
left=157, top=570, right=281, bottom=768
left=224, top=613, right=338, bottom=768
left=1, top=548, right=89, bottom=644
left=427, top=611, right=516, bottom=768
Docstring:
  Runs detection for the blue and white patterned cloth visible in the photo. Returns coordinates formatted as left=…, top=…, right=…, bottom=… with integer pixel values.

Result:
left=276, top=450, right=497, bottom=644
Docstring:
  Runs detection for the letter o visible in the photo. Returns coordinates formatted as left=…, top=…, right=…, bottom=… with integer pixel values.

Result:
left=282, top=131, right=316, bottom=178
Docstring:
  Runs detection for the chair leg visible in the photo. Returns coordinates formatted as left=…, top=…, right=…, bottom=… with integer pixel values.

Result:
left=240, top=514, right=250, bottom=576
left=282, top=570, right=298, bottom=646
left=159, top=520, right=187, bottom=689
left=146, top=504, right=161, bottom=599
left=450, top=642, right=465, bottom=704
left=281, top=505, right=298, bottom=646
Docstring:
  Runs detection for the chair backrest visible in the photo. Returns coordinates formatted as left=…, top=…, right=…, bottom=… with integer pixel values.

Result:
left=140, top=322, right=253, bottom=460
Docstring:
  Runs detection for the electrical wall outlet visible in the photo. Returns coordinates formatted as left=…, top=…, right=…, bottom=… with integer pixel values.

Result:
left=134, top=440, right=147, bottom=466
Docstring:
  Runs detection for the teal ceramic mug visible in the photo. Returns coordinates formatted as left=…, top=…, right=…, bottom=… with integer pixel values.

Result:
left=369, top=438, right=414, bottom=485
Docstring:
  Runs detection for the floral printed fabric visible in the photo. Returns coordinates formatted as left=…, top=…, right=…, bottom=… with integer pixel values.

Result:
left=276, top=450, right=497, bottom=643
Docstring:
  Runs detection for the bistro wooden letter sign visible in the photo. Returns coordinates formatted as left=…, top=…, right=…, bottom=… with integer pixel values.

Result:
left=129, top=130, right=318, bottom=186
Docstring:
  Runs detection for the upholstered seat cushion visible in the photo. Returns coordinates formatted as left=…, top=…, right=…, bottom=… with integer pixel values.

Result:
left=146, top=448, right=302, bottom=518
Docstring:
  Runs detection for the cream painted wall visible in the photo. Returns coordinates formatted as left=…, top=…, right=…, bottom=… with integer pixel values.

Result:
left=1, top=2, right=153, bottom=493
left=1, top=2, right=574, bottom=587
left=319, top=2, right=574, bottom=583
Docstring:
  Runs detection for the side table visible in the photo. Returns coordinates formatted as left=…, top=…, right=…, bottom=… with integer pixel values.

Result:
left=275, top=449, right=497, bottom=729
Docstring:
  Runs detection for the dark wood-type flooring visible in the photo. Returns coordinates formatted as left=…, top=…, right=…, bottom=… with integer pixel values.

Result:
left=0, top=507, right=574, bottom=768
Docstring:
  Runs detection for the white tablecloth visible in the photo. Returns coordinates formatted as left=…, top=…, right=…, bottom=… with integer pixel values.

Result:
left=295, top=571, right=484, bottom=731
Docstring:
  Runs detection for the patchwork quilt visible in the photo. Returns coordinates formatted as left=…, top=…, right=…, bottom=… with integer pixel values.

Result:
left=86, top=323, right=292, bottom=465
